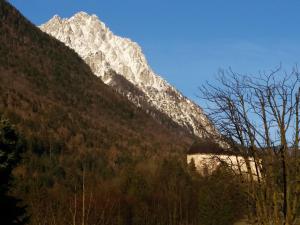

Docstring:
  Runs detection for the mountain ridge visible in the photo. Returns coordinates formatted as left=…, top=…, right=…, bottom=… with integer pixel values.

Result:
left=40, top=12, right=216, bottom=138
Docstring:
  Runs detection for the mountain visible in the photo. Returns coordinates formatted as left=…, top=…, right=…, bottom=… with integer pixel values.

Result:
left=0, top=3, right=245, bottom=225
left=40, top=12, right=215, bottom=138
left=0, top=1, right=194, bottom=156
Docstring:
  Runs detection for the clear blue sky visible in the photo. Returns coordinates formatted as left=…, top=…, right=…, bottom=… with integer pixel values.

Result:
left=8, top=0, right=300, bottom=103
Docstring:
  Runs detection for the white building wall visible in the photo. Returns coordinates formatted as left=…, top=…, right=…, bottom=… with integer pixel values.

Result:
left=187, top=154, right=259, bottom=178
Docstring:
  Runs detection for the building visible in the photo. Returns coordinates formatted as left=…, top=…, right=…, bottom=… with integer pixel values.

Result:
left=187, top=142, right=259, bottom=179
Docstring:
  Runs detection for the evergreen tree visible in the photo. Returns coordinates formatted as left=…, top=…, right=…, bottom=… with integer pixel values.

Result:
left=0, top=116, right=28, bottom=225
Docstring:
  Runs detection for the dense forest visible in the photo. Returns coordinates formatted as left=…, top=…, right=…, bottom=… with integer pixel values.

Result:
left=1, top=114, right=247, bottom=225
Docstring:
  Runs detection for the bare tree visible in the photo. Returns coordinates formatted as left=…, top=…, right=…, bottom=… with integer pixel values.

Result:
left=200, top=66, right=300, bottom=225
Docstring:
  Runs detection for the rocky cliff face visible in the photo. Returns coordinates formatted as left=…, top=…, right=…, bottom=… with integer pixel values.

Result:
left=40, top=12, right=215, bottom=138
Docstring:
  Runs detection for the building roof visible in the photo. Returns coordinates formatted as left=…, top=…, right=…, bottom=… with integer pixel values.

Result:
left=187, top=140, right=240, bottom=156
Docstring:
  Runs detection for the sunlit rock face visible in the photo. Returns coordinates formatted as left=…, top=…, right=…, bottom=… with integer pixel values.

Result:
left=40, top=12, right=216, bottom=138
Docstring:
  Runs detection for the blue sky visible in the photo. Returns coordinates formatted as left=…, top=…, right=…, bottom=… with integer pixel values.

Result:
left=9, top=0, right=300, bottom=103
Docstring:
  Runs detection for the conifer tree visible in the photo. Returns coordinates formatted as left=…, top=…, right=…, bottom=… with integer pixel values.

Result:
left=0, top=116, right=28, bottom=225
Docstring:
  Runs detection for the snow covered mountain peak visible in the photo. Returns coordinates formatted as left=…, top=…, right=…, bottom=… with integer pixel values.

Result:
left=73, top=11, right=90, bottom=17
left=40, top=12, right=216, bottom=138
left=46, top=15, right=61, bottom=25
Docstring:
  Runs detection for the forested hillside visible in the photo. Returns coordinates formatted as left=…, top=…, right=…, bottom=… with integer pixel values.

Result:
left=0, top=1, right=196, bottom=156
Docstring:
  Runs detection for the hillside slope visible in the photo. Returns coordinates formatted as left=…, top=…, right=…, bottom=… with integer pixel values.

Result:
left=0, top=1, right=194, bottom=156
